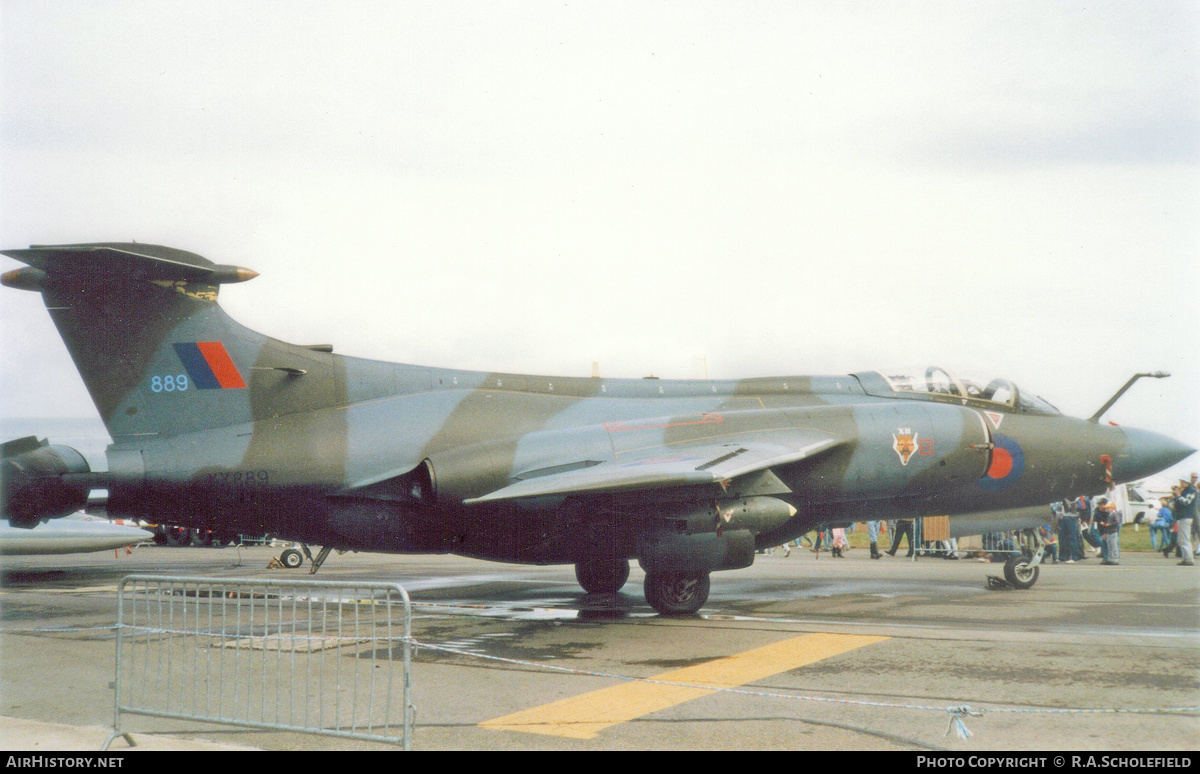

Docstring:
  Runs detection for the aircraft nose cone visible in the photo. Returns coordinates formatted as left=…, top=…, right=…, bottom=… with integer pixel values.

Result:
left=1114, top=428, right=1196, bottom=482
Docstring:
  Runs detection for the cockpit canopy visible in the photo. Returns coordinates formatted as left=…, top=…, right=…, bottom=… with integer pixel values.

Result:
left=859, top=367, right=1060, bottom=415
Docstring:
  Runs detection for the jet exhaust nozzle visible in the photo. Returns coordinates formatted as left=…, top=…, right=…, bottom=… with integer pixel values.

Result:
left=2, top=437, right=92, bottom=528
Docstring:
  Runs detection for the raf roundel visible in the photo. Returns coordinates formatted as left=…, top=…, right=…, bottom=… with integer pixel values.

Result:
left=978, top=432, right=1025, bottom=491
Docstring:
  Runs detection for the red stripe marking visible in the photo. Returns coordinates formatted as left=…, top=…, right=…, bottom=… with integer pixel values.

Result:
left=196, top=341, right=246, bottom=389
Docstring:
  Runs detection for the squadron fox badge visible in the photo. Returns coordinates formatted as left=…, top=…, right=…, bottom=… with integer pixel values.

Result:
left=893, top=428, right=918, bottom=466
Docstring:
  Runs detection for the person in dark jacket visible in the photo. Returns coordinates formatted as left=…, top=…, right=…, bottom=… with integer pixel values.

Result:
left=1172, top=477, right=1198, bottom=566
left=1096, top=499, right=1120, bottom=565
left=1058, top=499, right=1083, bottom=563
left=886, top=519, right=914, bottom=557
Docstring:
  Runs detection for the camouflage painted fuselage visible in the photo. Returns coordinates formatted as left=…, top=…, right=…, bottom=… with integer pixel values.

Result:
left=2, top=244, right=1192, bottom=574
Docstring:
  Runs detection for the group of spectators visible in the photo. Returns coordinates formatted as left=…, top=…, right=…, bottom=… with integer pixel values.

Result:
left=772, top=519, right=954, bottom=560
left=764, top=473, right=1200, bottom=567
left=1144, top=473, right=1199, bottom=566
left=1052, top=472, right=1198, bottom=567
left=1052, top=495, right=1124, bottom=564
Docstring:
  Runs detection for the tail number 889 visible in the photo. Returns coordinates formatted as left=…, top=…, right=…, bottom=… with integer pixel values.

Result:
left=150, top=375, right=189, bottom=393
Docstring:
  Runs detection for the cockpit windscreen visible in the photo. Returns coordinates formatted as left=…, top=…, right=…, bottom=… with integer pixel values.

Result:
left=878, top=367, right=1060, bottom=415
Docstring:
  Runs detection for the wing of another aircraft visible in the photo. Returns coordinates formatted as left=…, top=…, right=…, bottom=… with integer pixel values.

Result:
left=0, top=514, right=153, bottom=556
left=464, top=431, right=842, bottom=504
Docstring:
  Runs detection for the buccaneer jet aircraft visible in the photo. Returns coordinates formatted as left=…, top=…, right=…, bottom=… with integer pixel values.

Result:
left=1, top=244, right=1192, bottom=614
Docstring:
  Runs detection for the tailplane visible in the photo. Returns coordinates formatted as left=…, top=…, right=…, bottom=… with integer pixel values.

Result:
left=2, top=243, right=339, bottom=440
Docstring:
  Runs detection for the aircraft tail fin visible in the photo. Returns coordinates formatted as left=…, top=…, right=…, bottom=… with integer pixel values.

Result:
left=2, top=243, right=338, bottom=440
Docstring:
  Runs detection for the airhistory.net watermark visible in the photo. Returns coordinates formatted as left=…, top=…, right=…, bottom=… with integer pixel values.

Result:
left=5, top=758, right=124, bottom=769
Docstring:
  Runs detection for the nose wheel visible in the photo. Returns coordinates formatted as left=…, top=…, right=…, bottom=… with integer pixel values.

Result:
left=277, top=543, right=334, bottom=574
left=1003, top=552, right=1040, bottom=589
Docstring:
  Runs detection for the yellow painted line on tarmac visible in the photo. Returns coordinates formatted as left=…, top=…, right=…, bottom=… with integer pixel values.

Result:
left=479, top=632, right=888, bottom=739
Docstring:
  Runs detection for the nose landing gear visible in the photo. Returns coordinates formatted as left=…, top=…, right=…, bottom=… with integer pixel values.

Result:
left=276, top=543, right=335, bottom=574
left=988, top=532, right=1046, bottom=590
left=1002, top=551, right=1040, bottom=589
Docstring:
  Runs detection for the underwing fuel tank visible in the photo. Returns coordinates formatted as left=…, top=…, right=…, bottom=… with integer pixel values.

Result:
left=717, top=496, right=797, bottom=532
left=1, top=436, right=92, bottom=528
left=638, top=529, right=757, bottom=574
left=633, top=498, right=794, bottom=574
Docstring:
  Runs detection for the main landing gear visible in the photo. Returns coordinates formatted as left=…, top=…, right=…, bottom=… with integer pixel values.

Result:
left=643, top=571, right=710, bottom=616
left=277, top=543, right=335, bottom=574
left=574, top=556, right=631, bottom=594
left=573, top=557, right=711, bottom=615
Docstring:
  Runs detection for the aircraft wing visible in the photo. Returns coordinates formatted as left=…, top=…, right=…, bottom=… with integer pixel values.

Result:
left=464, top=431, right=841, bottom=504
left=0, top=515, right=153, bottom=556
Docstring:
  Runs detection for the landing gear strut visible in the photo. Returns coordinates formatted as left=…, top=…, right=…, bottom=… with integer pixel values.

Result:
left=278, top=543, right=334, bottom=574
left=989, top=529, right=1046, bottom=590
left=643, top=571, right=710, bottom=616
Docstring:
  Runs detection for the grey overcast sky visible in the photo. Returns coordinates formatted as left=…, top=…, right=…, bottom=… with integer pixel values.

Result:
left=1, top=2, right=1198, bottom=473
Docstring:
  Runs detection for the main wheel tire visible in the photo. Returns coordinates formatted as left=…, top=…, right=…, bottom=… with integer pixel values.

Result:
left=280, top=548, right=304, bottom=569
left=575, top=558, right=630, bottom=594
left=644, top=571, right=710, bottom=616
left=1003, top=553, right=1039, bottom=589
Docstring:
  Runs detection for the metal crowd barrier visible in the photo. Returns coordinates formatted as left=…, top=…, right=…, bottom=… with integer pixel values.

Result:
left=912, top=518, right=1039, bottom=560
left=103, top=575, right=413, bottom=750
left=911, top=516, right=960, bottom=559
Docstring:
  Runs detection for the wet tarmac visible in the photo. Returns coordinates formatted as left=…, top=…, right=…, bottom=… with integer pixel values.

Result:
left=1, top=544, right=1197, bottom=751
